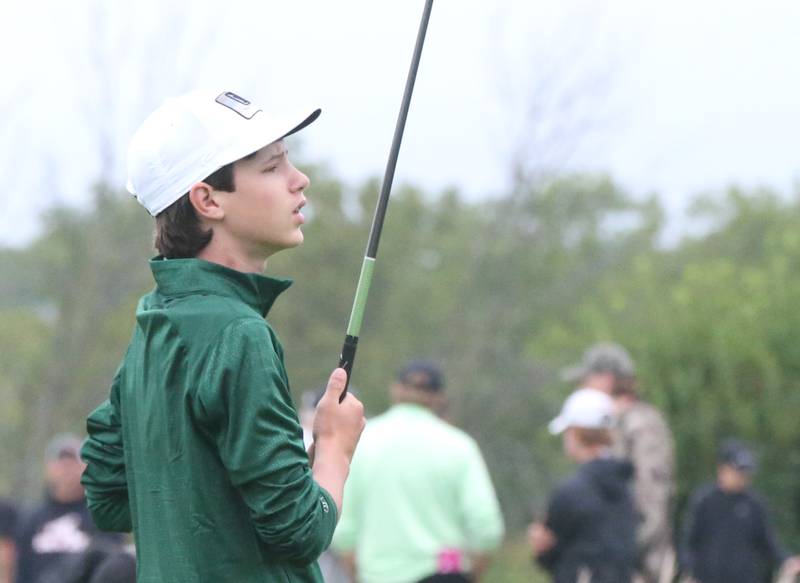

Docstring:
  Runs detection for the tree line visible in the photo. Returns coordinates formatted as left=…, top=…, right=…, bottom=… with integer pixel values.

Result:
left=2, top=165, right=800, bottom=558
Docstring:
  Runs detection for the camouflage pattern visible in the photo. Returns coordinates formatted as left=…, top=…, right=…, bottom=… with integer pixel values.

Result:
left=562, top=342, right=635, bottom=383
left=613, top=400, right=676, bottom=583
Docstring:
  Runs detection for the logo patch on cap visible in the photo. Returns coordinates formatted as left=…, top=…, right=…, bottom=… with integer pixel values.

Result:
left=215, top=91, right=261, bottom=119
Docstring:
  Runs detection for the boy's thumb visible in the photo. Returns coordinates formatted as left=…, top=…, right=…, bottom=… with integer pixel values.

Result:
left=325, top=368, right=348, bottom=395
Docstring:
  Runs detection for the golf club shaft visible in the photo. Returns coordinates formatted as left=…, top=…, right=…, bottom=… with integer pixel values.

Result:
left=338, top=0, right=434, bottom=400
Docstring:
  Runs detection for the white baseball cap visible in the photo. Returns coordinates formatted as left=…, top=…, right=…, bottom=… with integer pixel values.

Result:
left=548, top=387, right=615, bottom=435
left=126, top=89, right=321, bottom=216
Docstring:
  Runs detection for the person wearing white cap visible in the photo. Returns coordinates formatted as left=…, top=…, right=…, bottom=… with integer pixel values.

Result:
left=562, top=343, right=676, bottom=583
left=528, top=388, right=637, bottom=583
left=80, top=90, right=365, bottom=582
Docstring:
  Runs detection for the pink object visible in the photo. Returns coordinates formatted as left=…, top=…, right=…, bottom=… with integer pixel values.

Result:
left=437, top=548, right=463, bottom=573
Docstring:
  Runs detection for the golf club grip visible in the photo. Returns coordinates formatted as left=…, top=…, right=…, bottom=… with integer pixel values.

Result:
left=337, top=335, right=358, bottom=402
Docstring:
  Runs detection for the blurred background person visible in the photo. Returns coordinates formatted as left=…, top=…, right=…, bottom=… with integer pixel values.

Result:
left=332, top=360, right=504, bottom=583
left=37, top=537, right=135, bottom=583
left=529, top=387, right=637, bottom=583
left=85, top=550, right=136, bottom=583
left=14, top=434, right=121, bottom=583
left=562, top=342, right=675, bottom=583
left=679, top=439, right=800, bottom=583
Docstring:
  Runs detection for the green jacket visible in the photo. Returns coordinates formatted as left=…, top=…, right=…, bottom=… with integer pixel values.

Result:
left=81, top=258, right=337, bottom=582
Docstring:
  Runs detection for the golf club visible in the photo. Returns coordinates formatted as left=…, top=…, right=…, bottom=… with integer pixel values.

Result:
left=338, top=0, right=434, bottom=401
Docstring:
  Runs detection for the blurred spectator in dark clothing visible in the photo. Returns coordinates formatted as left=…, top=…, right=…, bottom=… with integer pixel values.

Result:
left=680, top=439, right=800, bottom=583
left=37, top=538, right=135, bottom=583
left=88, top=550, right=135, bottom=583
left=15, top=434, right=122, bottom=583
left=0, top=498, right=18, bottom=583
left=530, top=388, right=637, bottom=583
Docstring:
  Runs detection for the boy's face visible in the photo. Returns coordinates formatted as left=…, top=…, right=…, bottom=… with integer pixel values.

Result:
left=213, top=140, right=310, bottom=259
left=562, top=427, right=581, bottom=462
left=717, top=463, right=752, bottom=493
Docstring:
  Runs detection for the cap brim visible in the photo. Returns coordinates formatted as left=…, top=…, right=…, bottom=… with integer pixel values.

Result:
left=280, top=108, right=321, bottom=140
left=218, top=107, right=322, bottom=175
left=548, top=415, right=569, bottom=435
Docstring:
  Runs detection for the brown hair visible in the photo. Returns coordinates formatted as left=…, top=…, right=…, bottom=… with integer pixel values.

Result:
left=572, top=426, right=613, bottom=447
left=154, top=162, right=235, bottom=258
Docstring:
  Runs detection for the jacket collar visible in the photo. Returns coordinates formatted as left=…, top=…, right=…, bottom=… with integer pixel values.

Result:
left=149, top=257, right=292, bottom=317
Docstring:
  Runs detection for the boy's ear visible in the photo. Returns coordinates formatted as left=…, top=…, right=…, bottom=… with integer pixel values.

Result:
left=189, top=182, right=224, bottom=221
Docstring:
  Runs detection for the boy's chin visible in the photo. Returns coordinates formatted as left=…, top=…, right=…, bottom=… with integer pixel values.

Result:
left=276, top=233, right=304, bottom=251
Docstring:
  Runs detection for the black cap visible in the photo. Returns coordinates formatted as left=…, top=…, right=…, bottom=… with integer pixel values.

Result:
left=718, top=439, right=756, bottom=472
left=396, top=360, right=444, bottom=392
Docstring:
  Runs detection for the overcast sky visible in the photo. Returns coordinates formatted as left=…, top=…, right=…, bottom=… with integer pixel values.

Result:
left=3, top=0, right=799, bottom=246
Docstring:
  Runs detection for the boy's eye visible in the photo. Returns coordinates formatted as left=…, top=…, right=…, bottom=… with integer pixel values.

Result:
left=263, top=166, right=278, bottom=173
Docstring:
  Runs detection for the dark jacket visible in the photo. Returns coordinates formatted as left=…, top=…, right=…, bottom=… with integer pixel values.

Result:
left=14, top=494, right=121, bottom=583
left=538, top=457, right=637, bottom=583
left=37, top=539, right=134, bottom=583
left=0, top=498, right=17, bottom=539
left=680, top=484, right=787, bottom=583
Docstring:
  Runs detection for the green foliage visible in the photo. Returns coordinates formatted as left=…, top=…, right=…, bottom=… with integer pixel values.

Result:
left=483, top=535, right=549, bottom=582
left=554, top=187, right=800, bottom=546
left=0, top=186, right=152, bottom=496
left=0, top=309, right=51, bottom=492
left=3, top=166, right=800, bottom=568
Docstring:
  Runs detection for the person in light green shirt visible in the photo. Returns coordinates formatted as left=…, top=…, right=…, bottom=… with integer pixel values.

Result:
left=80, top=89, right=366, bottom=582
left=332, top=361, right=504, bottom=583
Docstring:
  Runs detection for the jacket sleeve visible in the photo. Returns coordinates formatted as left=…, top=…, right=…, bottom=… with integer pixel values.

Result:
left=81, top=368, right=132, bottom=532
left=196, top=319, right=337, bottom=564
left=537, top=482, right=580, bottom=571
left=458, top=440, right=505, bottom=552
left=752, top=494, right=789, bottom=568
left=678, top=486, right=706, bottom=576
left=622, top=408, right=675, bottom=551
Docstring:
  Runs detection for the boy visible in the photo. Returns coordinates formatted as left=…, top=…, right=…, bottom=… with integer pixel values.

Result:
left=529, top=388, right=637, bottom=583
left=80, top=89, right=366, bottom=582
left=680, top=439, right=800, bottom=583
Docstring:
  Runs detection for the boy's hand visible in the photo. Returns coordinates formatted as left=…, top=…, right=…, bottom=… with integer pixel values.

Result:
left=310, top=368, right=365, bottom=515
left=312, top=368, right=365, bottom=465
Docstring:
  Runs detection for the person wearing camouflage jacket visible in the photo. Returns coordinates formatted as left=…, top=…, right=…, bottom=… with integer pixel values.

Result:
left=562, top=343, right=676, bottom=583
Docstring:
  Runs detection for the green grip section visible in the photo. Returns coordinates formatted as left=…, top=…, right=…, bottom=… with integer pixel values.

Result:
left=346, top=257, right=376, bottom=336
